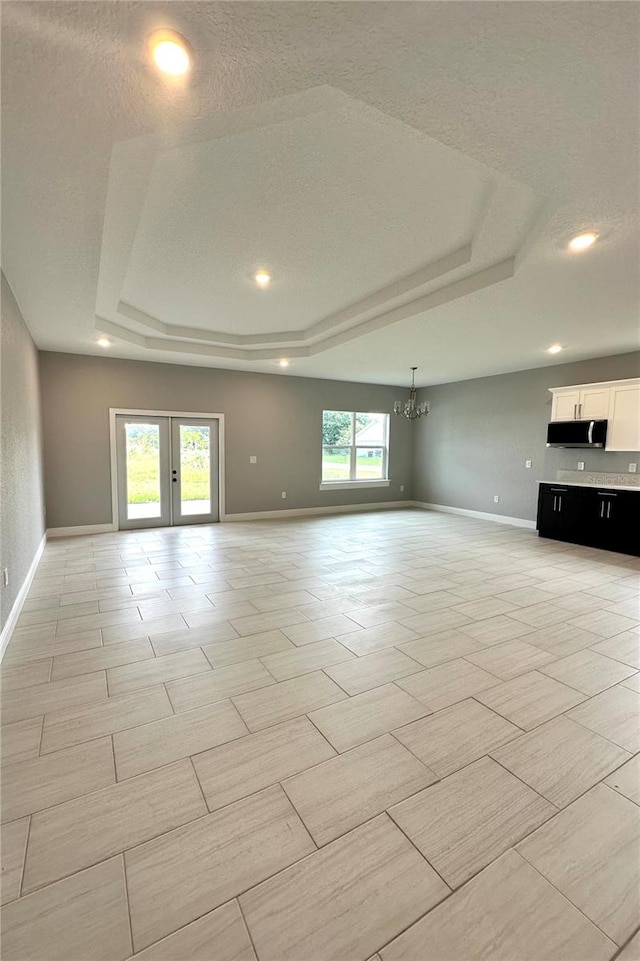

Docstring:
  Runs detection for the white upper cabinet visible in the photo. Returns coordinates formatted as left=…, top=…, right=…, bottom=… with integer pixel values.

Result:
left=579, top=386, right=611, bottom=420
left=549, top=378, right=640, bottom=452
left=552, top=390, right=581, bottom=421
left=606, top=382, right=640, bottom=451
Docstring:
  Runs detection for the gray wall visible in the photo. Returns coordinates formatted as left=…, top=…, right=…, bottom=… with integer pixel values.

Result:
left=39, top=352, right=414, bottom=528
left=413, top=352, right=640, bottom=523
left=0, top=273, right=46, bottom=633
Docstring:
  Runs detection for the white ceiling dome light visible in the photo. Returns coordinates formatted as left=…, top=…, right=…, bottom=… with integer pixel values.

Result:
left=568, top=232, right=599, bottom=252
left=254, top=270, right=272, bottom=288
left=148, top=30, right=192, bottom=77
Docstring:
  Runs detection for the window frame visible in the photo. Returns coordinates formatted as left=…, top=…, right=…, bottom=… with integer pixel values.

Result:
left=320, top=410, right=391, bottom=490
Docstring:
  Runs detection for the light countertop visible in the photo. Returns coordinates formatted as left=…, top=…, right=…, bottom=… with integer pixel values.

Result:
left=539, top=480, right=639, bottom=492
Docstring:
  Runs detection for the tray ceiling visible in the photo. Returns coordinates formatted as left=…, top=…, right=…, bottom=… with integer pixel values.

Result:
left=2, top=2, right=638, bottom=385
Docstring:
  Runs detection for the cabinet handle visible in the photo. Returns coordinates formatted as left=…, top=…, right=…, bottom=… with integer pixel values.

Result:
left=553, top=496, right=557, bottom=511
left=558, top=496, right=562, bottom=512
left=607, top=502, right=611, bottom=519
left=550, top=487, right=567, bottom=492
left=600, top=501, right=605, bottom=518
left=573, top=404, right=577, bottom=419
left=597, top=491, right=617, bottom=496
left=578, top=403, right=582, bottom=418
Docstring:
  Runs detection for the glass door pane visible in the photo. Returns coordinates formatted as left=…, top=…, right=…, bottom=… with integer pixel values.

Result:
left=179, top=424, right=211, bottom=516
left=116, top=415, right=171, bottom=530
left=170, top=418, right=219, bottom=525
left=125, top=423, right=162, bottom=520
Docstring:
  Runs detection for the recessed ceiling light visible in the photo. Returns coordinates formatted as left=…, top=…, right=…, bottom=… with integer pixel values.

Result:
left=97, top=337, right=111, bottom=348
left=568, top=232, right=599, bottom=252
left=279, top=359, right=289, bottom=367
left=254, top=270, right=271, bottom=288
left=148, top=30, right=192, bottom=77
left=547, top=343, right=563, bottom=354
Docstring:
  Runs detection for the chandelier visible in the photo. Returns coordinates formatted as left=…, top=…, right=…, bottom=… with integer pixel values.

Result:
left=393, top=367, right=429, bottom=420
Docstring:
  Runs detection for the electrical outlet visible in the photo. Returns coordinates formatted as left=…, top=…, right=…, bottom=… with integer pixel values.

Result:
left=400, top=484, right=405, bottom=492
left=577, top=462, right=585, bottom=471
left=2, top=568, right=8, bottom=588
left=493, top=495, right=500, bottom=503
left=629, top=463, right=637, bottom=473
left=249, top=456, right=257, bottom=464
left=525, top=460, right=532, bottom=469
left=281, top=491, right=287, bottom=499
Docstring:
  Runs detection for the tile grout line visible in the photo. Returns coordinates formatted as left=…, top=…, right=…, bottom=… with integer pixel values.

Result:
left=120, top=852, right=136, bottom=956
left=609, top=926, right=640, bottom=961
left=36, top=715, right=45, bottom=757
left=182, top=753, right=210, bottom=807
left=110, top=732, right=119, bottom=783
left=514, top=846, right=622, bottom=947
left=300, top=710, right=343, bottom=754
left=236, top=896, right=263, bottom=961
left=17, top=814, right=33, bottom=899
left=487, top=754, right=562, bottom=811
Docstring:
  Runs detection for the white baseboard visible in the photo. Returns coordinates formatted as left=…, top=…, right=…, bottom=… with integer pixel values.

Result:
left=0, top=534, right=46, bottom=662
left=225, top=501, right=412, bottom=522
left=46, top=523, right=117, bottom=538
left=412, top=501, right=536, bottom=530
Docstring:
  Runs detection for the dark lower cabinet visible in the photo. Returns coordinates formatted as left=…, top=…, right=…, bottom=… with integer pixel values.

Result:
left=537, top=484, right=639, bottom=556
left=537, top=486, right=585, bottom=541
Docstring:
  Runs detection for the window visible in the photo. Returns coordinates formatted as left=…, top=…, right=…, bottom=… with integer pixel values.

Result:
left=321, top=411, right=390, bottom=488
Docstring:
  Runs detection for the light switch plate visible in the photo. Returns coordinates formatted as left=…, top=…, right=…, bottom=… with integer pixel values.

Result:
left=629, top=463, right=637, bottom=473
left=493, top=495, right=500, bottom=503
left=249, top=456, right=257, bottom=464
left=577, top=462, right=585, bottom=470
left=525, top=460, right=532, bottom=469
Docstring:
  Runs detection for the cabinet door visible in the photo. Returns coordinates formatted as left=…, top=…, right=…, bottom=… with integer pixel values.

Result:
left=537, top=486, right=584, bottom=541
left=594, top=492, right=640, bottom=555
left=579, top=387, right=610, bottom=420
left=606, top=385, right=640, bottom=451
left=551, top=391, right=581, bottom=421
left=555, top=489, right=585, bottom=540
left=537, top=488, right=561, bottom=538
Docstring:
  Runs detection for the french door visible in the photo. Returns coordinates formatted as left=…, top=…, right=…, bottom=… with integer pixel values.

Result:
left=115, top=414, right=220, bottom=529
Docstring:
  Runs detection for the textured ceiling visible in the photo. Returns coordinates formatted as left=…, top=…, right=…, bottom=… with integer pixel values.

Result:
left=1, top=1, right=638, bottom=386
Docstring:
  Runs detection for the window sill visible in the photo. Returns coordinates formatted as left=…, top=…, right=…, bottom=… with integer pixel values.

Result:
left=319, top=480, right=391, bottom=491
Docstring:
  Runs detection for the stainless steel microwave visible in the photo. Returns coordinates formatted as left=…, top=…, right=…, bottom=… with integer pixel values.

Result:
left=546, top=419, right=608, bottom=448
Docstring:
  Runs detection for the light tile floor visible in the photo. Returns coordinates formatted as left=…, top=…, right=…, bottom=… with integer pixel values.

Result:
left=1, top=509, right=639, bottom=960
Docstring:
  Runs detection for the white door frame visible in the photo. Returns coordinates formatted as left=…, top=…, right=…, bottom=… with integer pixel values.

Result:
left=109, top=408, right=226, bottom=529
